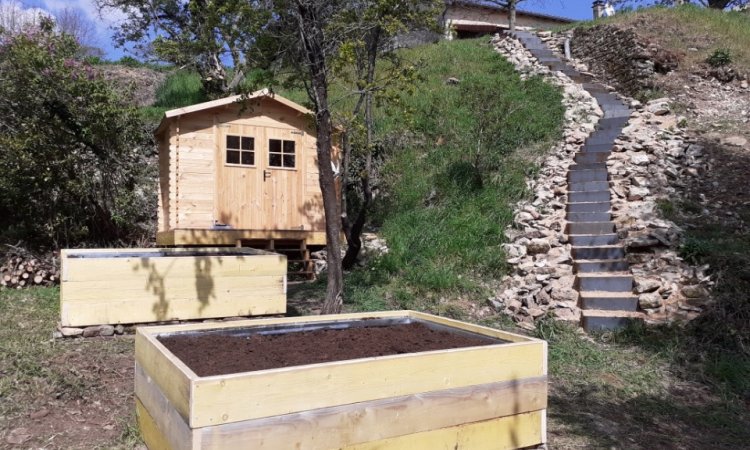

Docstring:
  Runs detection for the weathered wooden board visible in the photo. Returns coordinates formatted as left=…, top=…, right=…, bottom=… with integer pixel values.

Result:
left=344, top=411, right=544, bottom=450
left=135, top=362, right=546, bottom=450
left=60, top=248, right=286, bottom=327
left=135, top=311, right=548, bottom=450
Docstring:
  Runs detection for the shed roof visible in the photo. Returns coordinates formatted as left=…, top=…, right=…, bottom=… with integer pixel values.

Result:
left=154, top=89, right=313, bottom=136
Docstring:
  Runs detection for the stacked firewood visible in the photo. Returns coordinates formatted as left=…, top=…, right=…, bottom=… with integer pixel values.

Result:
left=0, top=249, right=59, bottom=289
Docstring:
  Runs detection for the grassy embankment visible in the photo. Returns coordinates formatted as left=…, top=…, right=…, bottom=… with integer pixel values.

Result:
left=576, top=5, right=750, bottom=73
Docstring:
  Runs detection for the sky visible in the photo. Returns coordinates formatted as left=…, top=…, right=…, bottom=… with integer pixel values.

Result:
left=9, top=0, right=596, bottom=61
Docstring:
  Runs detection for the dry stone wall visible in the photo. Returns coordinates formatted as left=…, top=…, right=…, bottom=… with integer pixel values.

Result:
left=567, top=25, right=677, bottom=98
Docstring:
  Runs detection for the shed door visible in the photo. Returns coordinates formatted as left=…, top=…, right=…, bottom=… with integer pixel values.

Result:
left=215, top=124, right=264, bottom=229
left=262, top=127, right=305, bottom=230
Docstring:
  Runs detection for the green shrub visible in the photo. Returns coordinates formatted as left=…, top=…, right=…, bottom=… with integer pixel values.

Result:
left=0, top=22, right=155, bottom=249
left=706, top=48, right=732, bottom=67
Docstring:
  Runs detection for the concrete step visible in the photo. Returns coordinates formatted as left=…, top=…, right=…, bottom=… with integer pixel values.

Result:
left=569, top=162, right=607, bottom=171
left=572, top=245, right=625, bottom=260
left=574, top=259, right=630, bottom=273
left=568, top=211, right=611, bottom=222
left=568, top=190, right=610, bottom=203
left=574, top=152, right=610, bottom=164
left=567, top=201, right=610, bottom=213
left=592, top=94, right=625, bottom=106
left=575, top=273, right=633, bottom=292
left=579, top=291, right=639, bottom=311
left=568, top=169, right=608, bottom=183
left=581, top=310, right=642, bottom=331
left=582, top=83, right=609, bottom=91
left=586, top=136, right=618, bottom=146
left=569, top=233, right=618, bottom=246
left=580, top=143, right=614, bottom=153
left=603, top=110, right=632, bottom=119
left=596, top=117, right=630, bottom=130
left=566, top=221, right=615, bottom=235
left=590, top=128, right=623, bottom=137
left=568, top=180, right=610, bottom=191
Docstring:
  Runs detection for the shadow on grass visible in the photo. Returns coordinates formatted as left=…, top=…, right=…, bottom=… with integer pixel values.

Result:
left=540, top=319, right=750, bottom=449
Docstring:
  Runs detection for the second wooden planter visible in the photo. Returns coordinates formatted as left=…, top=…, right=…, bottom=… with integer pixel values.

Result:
left=135, top=310, right=548, bottom=449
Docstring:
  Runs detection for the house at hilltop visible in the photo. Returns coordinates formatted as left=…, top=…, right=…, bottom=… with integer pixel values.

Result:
left=443, top=1, right=574, bottom=39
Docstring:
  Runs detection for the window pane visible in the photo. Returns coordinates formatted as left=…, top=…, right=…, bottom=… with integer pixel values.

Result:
left=269, top=139, right=281, bottom=153
left=283, top=140, right=295, bottom=154
left=226, top=135, right=239, bottom=149
left=283, top=155, right=295, bottom=168
left=269, top=153, right=282, bottom=167
left=241, top=137, right=254, bottom=150
left=226, top=150, right=240, bottom=164
left=241, top=151, right=254, bottom=166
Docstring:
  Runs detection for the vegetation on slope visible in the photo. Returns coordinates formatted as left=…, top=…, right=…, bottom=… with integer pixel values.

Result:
left=578, top=5, right=750, bottom=73
left=345, top=39, right=564, bottom=313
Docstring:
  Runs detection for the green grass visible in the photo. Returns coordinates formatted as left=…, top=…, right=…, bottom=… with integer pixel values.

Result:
left=0, top=287, right=139, bottom=448
left=342, top=39, right=564, bottom=313
left=537, top=319, right=750, bottom=448
left=140, top=71, right=208, bottom=121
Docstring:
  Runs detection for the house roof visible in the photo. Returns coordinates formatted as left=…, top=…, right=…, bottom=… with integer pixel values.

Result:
left=447, top=1, right=575, bottom=24
left=154, top=89, right=314, bottom=136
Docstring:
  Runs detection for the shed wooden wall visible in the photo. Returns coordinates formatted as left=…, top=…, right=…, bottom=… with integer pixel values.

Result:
left=157, top=98, right=329, bottom=235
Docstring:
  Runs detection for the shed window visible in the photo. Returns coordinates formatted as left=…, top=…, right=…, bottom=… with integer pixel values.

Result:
left=269, top=139, right=296, bottom=168
left=226, top=135, right=255, bottom=166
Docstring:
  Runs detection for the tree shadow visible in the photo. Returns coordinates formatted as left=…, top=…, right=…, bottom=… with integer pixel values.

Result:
left=134, top=246, right=222, bottom=322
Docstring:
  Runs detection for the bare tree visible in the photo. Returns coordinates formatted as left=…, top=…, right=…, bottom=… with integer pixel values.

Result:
left=0, top=0, right=51, bottom=34
left=55, top=7, right=98, bottom=50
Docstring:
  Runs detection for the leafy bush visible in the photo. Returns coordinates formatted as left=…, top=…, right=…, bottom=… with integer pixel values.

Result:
left=706, top=48, right=732, bottom=67
left=0, top=21, right=155, bottom=249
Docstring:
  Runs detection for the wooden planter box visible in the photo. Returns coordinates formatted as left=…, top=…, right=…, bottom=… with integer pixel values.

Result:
left=135, top=311, right=548, bottom=449
left=60, top=248, right=286, bottom=327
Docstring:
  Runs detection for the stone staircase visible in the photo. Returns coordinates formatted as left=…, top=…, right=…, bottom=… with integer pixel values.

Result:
left=508, top=31, right=642, bottom=331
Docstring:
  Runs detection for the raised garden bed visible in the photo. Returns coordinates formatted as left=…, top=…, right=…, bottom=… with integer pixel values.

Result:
left=135, top=310, right=548, bottom=449
left=60, top=247, right=286, bottom=327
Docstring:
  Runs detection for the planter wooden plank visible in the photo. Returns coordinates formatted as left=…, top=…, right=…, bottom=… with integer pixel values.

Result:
left=60, top=248, right=286, bottom=326
left=135, top=331, right=195, bottom=422
left=136, top=398, right=177, bottom=450
left=191, top=340, right=545, bottom=426
left=344, top=411, right=544, bottom=450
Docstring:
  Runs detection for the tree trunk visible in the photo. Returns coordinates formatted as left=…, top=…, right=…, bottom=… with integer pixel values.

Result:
left=295, top=0, right=344, bottom=314
left=342, top=26, right=379, bottom=269
left=509, top=0, right=517, bottom=32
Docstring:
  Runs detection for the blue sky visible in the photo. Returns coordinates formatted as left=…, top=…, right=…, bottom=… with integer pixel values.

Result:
left=14, top=0, right=595, bottom=60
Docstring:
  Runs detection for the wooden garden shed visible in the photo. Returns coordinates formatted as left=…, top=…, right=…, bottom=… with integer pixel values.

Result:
left=155, top=89, right=337, bottom=255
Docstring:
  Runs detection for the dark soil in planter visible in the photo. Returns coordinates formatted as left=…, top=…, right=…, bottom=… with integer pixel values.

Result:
left=158, top=322, right=497, bottom=376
